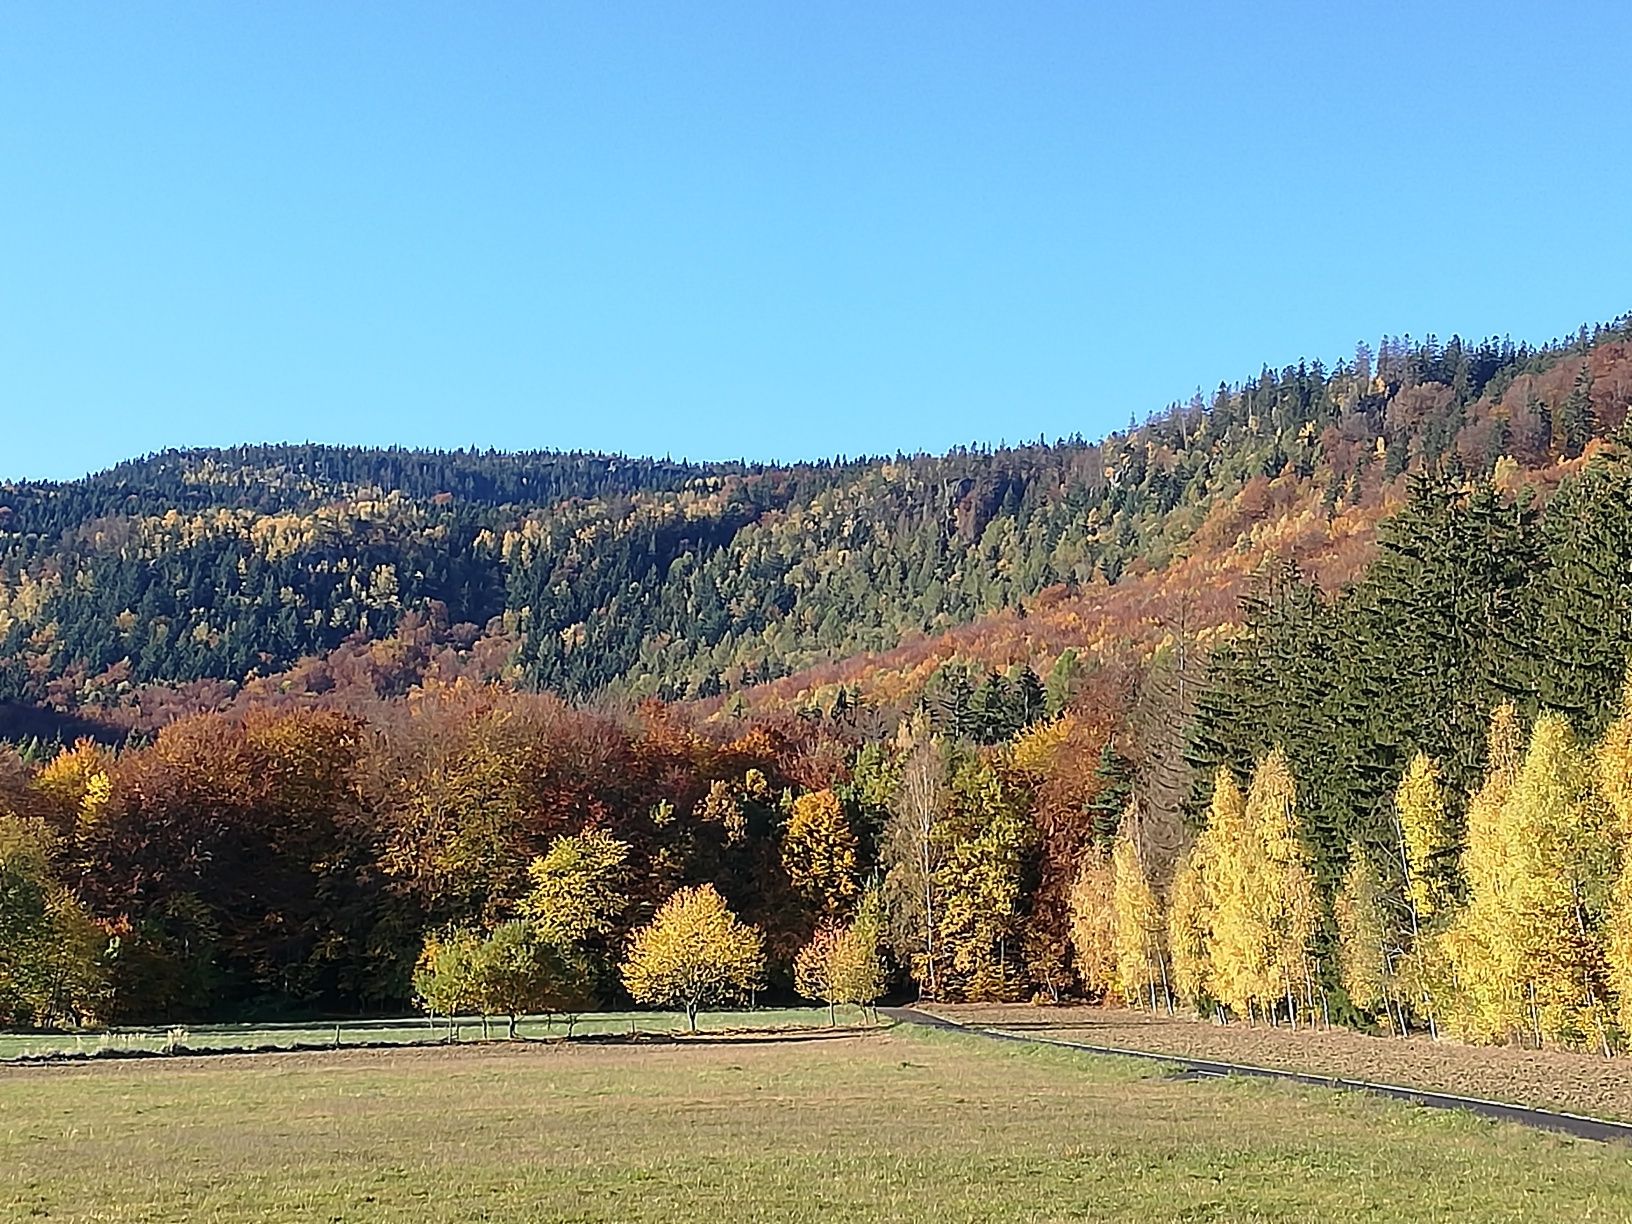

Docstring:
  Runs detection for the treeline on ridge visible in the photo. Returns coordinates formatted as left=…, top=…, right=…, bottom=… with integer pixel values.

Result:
left=2, top=320, right=1627, bottom=721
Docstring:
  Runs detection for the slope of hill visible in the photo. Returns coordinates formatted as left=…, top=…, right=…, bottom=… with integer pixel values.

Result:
left=0, top=319, right=1628, bottom=734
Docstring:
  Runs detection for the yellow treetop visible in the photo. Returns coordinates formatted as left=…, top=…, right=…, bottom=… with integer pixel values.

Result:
left=794, top=920, right=885, bottom=1023
left=1166, top=844, right=1211, bottom=1013
left=522, top=829, right=631, bottom=946
left=1596, top=666, right=1632, bottom=832
left=1202, top=764, right=1271, bottom=1018
left=30, top=739, right=116, bottom=827
left=1067, top=846, right=1117, bottom=999
left=781, top=789, right=861, bottom=917
left=1006, top=713, right=1077, bottom=777
left=1247, top=748, right=1319, bottom=1022
left=1447, top=711, right=1615, bottom=1048
left=621, top=885, right=766, bottom=1030
left=1395, top=753, right=1455, bottom=923
left=1111, top=814, right=1165, bottom=1009
left=1334, top=846, right=1391, bottom=1017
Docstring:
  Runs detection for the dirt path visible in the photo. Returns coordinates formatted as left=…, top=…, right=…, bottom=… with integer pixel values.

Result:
left=917, top=1003, right=1632, bottom=1126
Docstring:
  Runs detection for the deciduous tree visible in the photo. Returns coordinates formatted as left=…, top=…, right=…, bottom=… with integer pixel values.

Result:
left=781, top=789, right=860, bottom=918
left=621, top=885, right=765, bottom=1031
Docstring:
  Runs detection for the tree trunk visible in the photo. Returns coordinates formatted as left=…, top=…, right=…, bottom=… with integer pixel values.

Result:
left=508, top=1013, right=518, bottom=1040
left=687, top=1001, right=698, bottom=1033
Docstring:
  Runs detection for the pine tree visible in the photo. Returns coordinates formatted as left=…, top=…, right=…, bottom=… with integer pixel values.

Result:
left=1555, top=363, right=1596, bottom=460
left=1086, top=742, right=1135, bottom=844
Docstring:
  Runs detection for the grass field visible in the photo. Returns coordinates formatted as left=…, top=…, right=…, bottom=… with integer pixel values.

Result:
left=935, top=1003, right=1632, bottom=1123
left=6, top=1025, right=1632, bottom=1222
left=0, top=1006, right=865, bottom=1061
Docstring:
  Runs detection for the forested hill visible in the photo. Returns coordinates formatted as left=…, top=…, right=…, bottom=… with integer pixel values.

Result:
left=2, top=319, right=1629, bottom=731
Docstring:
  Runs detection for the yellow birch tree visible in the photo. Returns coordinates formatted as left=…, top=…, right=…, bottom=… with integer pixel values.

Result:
left=1334, top=845, right=1395, bottom=1030
left=1200, top=767, right=1263, bottom=1019
left=1067, top=846, right=1117, bottom=999
left=1111, top=810, right=1167, bottom=1010
left=1248, top=749, right=1320, bottom=1027
left=1396, top=753, right=1456, bottom=922
left=1595, top=667, right=1632, bottom=1038
left=1166, top=843, right=1211, bottom=1014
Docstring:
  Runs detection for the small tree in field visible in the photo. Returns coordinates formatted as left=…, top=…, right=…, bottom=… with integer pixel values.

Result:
left=621, top=885, right=765, bottom=1031
left=794, top=921, right=885, bottom=1024
left=413, top=928, right=482, bottom=1039
left=472, top=921, right=595, bottom=1039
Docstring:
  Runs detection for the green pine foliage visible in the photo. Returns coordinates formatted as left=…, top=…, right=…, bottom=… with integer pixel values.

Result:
left=3, top=322, right=1624, bottom=715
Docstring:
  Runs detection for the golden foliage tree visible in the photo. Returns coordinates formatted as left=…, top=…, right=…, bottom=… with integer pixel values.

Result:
left=1111, top=809, right=1168, bottom=1010
left=1447, top=710, right=1616, bottom=1049
left=621, top=885, right=766, bottom=1031
left=522, top=829, right=630, bottom=947
left=1395, top=753, right=1456, bottom=923
left=1596, top=667, right=1632, bottom=1040
left=1166, top=844, right=1211, bottom=1014
left=1439, top=705, right=1526, bottom=1040
left=1067, top=845, right=1117, bottom=999
left=31, top=739, right=115, bottom=829
left=936, top=760, right=1035, bottom=1001
left=884, top=731, right=947, bottom=998
left=1249, top=750, right=1321, bottom=1026
left=1334, top=845, right=1394, bottom=1028
left=1197, top=767, right=1266, bottom=1019
left=781, top=789, right=861, bottom=918
left=412, top=927, right=483, bottom=1039
left=1202, top=754, right=1318, bottom=1025
left=0, top=814, right=110, bottom=1028
left=794, top=919, right=886, bottom=1024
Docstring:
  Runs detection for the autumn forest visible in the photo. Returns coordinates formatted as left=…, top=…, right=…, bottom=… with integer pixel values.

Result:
left=7, top=315, right=1632, bottom=1052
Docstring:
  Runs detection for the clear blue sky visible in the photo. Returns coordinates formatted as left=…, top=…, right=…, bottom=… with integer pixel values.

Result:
left=4, top=2, right=1629, bottom=481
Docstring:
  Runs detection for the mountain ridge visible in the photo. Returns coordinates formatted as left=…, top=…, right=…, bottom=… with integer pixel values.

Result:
left=2, top=317, right=1628, bottom=736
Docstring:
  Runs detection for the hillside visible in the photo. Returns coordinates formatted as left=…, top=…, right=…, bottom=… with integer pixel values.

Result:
left=12, top=314, right=1632, bottom=1030
left=4, top=319, right=1628, bottom=736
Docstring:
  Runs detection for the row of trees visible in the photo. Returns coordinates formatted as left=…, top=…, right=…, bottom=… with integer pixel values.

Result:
left=1058, top=691, right=1632, bottom=1055
left=0, top=686, right=1064, bottom=1027
left=12, top=660, right=1632, bottom=1056
left=410, top=846, right=885, bottom=1034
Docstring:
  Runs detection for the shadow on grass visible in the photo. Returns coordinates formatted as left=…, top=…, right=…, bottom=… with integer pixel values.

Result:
left=3, top=1024, right=888, bottom=1069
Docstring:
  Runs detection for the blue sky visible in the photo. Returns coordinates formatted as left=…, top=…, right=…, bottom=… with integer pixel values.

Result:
left=4, top=2, right=1629, bottom=481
